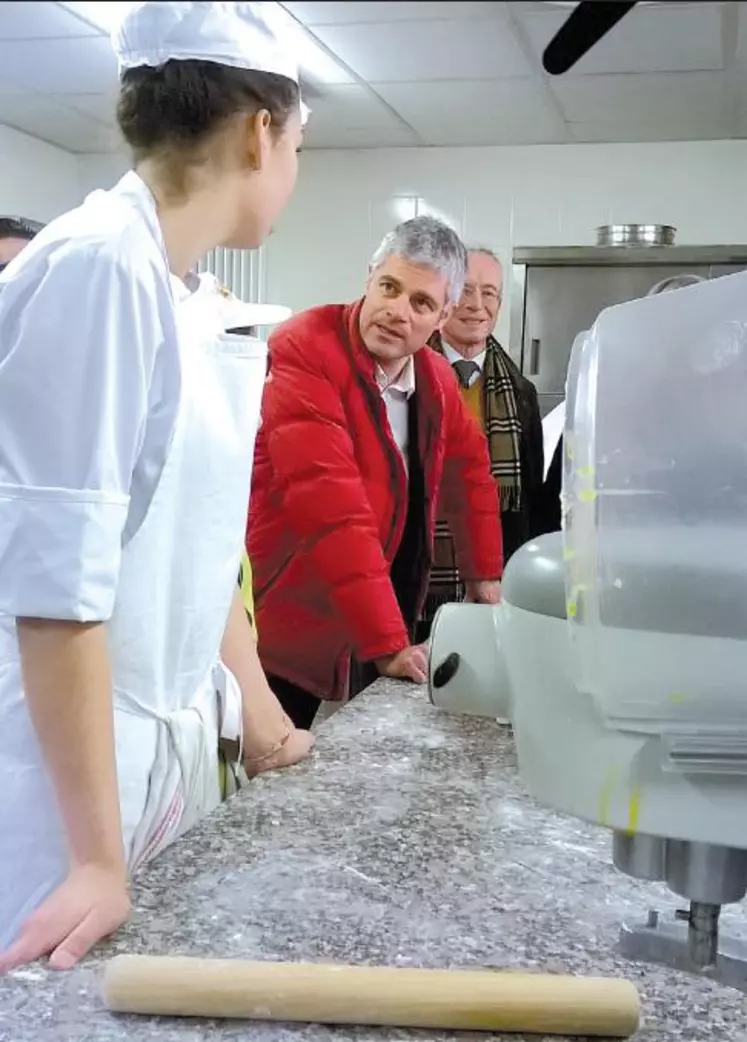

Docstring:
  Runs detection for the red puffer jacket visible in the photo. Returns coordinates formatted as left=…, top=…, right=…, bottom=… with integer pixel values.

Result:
left=247, top=301, right=502, bottom=700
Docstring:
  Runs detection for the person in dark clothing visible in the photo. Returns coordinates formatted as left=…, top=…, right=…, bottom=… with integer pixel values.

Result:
left=422, top=248, right=543, bottom=631
left=536, top=431, right=563, bottom=535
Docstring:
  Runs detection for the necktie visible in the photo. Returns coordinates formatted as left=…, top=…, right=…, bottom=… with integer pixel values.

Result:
left=453, top=359, right=479, bottom=388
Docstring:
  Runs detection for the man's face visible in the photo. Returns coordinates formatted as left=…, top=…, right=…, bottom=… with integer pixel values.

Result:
left=0, top=237, right=30, bottom=270
left=359, top=254, right=452, bottom=366
left=442, top=251, right=503, bottom=351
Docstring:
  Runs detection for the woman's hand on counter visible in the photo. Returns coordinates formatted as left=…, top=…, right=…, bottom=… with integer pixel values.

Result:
left=244, top=727, right=315, bottom=779
left=376, top=644, right=429, bottom=684
left=0, top=861, right=131, bottom=974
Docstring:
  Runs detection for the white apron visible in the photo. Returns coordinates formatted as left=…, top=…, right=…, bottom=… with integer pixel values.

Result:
left=0, top=274, right=267, bottom=945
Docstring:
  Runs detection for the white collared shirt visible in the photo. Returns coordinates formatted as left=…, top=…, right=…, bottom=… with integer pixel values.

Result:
left=442, top=341, right=486, bottom=386
left=375, top=356, right=416, bottom=470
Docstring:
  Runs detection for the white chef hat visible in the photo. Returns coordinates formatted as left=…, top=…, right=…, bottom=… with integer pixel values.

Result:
left=113, top=2, right=299, bottom=83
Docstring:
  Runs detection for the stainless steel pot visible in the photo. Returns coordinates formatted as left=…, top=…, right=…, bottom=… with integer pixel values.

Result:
left=596, top=224, right=676, bottom=247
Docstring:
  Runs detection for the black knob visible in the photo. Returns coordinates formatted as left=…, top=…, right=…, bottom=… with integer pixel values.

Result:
left=432, top=652, right=461, bottom=690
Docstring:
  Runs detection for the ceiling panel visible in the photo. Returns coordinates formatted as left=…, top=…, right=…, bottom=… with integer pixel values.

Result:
left=309, top=16, right=533, bottom=83
left=519, top=4, right=725, bottom=75
left=284, top=2, right=500, bottom=25
left=0, top=35, right=117, bottom=94
left=56, top=1, right=131, bottom=34
left=304, top=124, right=419, bottom=148
left=0, top=94, right=119, bottom=152
left=305, top=84, right=410, bottom=129
left=0, top=74, right=30, bottom=99
left=303, top=84, right=419, bottom=147
left=65, top=92, right=117, bottom=124
left=552, top=71, right=725, bottom=126
left=374, top=79, right=565, bottom=147
left=0, top=0, right=741, bottom=154
left=0, top=0, right=100, bottom=39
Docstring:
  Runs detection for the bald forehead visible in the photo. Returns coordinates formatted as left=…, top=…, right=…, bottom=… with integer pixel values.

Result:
left=466, top=250, right=502, bottom=291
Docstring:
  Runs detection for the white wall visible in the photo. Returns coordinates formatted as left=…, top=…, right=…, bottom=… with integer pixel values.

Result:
left=260, top=139, right=747, bottom=347
left=76, top=150, right=128, bottom=198
left=74, top=138, right=747, bottom=346
left=0, top=124, right=81, bottom=222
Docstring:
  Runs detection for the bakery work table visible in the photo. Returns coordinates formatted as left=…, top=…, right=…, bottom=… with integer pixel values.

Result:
left=2, top=679, right=746, bottom=1041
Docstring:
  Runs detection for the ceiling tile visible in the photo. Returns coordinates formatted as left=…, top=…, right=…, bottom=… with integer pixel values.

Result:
left=304, top=84, right=414, bottom=133
left=0, top=1, right=100, bottom=40
left=0, top=74, right=29, bottom=99
left=0, top=35, right=118, bottom=93
left=552, top=71, right=726, bottom=125
left=56, top=1, right=130, bottom=34
left=284, top=2, right=499, bottom=25
left=373, top=80, right=566, bottom=146
left=0, top=94, right=121, bottom=152
left=305, top=124, right=418, bottom=148
left=519, top=4, right=724, bottom=75
left=65, top=92, right=117, bottom=125
left=303, top=83, right=419, bottom=147
left=309, top=16, right=533, bottom=82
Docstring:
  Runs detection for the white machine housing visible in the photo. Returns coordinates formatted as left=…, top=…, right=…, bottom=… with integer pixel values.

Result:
left=430, top=272, right=747, bottom=985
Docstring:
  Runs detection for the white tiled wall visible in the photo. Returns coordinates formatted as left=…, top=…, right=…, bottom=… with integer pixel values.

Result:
left=71, top=138, right=747, bottom=345
left=0, top=124, right=80, bottom=222
left=261, top=139, right=747, bottom=347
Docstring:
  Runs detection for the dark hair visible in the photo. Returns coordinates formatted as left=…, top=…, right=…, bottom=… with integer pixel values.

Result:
left=117, top=60, right=299, bottom=192
left=0, top=216, right=45, bottom=242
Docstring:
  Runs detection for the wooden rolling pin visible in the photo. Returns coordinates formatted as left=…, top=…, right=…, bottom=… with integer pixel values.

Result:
left=103, top=956, right=641, bottom=1037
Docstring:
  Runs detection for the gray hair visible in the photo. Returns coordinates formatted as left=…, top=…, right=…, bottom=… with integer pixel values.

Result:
left=466, top=245, right=503, bottom=268
left=370, top=216, right=468, bottom=305
left=647, top=273, right=706, bottom=296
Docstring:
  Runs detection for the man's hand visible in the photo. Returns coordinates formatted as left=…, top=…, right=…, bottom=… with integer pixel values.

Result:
left=0, top=862, right=131, bottom=973
left=464, top=580, right=502, bottom=605
left=376, top=644, right=430, bottom=684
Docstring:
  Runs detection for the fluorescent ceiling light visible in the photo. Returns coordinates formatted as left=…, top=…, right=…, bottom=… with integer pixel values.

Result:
left=57, top=1, right=132, bottom=33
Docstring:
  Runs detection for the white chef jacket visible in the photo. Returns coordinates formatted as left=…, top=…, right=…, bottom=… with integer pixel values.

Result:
left=0, top=171, right=260, bottom=949
left=0, top=173, right=180, bottom=620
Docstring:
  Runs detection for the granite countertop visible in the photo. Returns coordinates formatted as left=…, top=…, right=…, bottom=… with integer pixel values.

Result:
left=2, top=679, right=746, bottom=1041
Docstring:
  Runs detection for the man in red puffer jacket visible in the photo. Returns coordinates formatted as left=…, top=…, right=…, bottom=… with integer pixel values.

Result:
left=248, top=216, right=503, bottom=728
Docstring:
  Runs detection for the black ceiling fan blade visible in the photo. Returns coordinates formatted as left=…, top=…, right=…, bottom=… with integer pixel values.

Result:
left=543, top=1, right=639, bottom=75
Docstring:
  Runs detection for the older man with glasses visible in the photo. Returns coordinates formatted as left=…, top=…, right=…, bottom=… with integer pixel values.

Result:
left=423, top=247, right=544, bottom=634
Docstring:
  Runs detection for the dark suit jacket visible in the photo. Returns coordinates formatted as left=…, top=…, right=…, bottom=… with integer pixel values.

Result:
left=501, top=354, right=546, bottom=561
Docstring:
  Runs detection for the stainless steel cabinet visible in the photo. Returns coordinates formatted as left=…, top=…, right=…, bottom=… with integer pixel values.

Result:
left=510, top=246, right=747, bottom=417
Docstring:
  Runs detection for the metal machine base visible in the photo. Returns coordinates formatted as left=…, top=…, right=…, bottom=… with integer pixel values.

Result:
left=620, top=910, right=747, bottom=992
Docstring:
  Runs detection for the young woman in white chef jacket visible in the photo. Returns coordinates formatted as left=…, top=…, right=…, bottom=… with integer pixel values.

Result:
left=0, top=2, right=313, bottom=972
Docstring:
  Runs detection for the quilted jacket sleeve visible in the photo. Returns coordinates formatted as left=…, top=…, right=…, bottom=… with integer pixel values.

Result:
left=439, top=372, right=503, bottom=581
left=261, top=326, right=410, bottom=662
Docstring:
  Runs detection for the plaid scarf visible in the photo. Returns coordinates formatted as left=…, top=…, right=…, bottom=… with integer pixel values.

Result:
left=425, top=334, right=521, bottom=611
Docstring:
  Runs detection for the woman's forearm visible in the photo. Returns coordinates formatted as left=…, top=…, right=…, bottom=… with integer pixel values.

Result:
left=16, top=619, right=126, bottom=874
left=220, top=589, right=289, bottom=747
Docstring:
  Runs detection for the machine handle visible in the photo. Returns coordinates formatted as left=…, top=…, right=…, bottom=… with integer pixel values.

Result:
left=529, top=337, right=542, bottom=375
left=432, top=652, right=460, bottom=689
